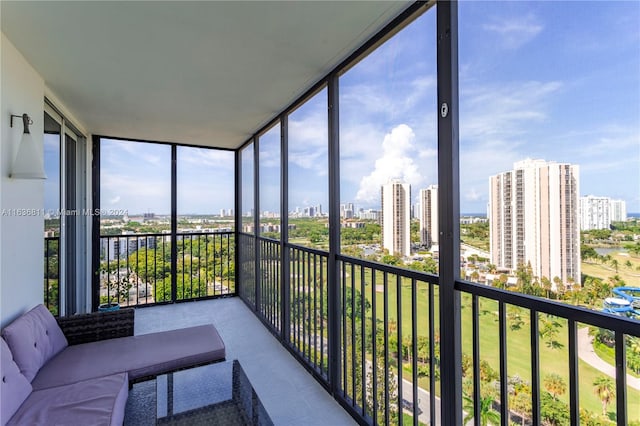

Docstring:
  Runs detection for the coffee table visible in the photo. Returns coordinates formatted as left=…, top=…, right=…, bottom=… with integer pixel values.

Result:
left=124, top=360, right=273, bottom=425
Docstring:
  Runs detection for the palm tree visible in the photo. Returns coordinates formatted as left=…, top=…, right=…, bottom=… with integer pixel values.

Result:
left=463, top=395, right=501, bottom=426
left=592, top=375, right=615, bottom=416
left=543, top=373, right=567, bottom=400
left=610, top=258, right=619, bottom=273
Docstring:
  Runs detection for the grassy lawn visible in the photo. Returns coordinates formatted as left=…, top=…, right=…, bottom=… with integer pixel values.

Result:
left=582, top=251, right=640, bottom=286
left=341, top=267, right=640, bottom=421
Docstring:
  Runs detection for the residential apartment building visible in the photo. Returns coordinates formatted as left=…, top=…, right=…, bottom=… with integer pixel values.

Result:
left=580, top=196, right=627, bottom=230
left=419, top=185, right=438, bottom=248
left=610, top=198, right=627, bottom=223
left=489, top=159, right=580, bottom=284
left=381, top=180, right=411, bottom=257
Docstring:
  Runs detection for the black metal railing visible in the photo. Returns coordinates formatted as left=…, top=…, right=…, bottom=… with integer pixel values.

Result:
left=456, top=280, right=640, bottom=426
left=99, top=232, right=234, bottom=308
left=337, top=255, right=440, bottom=426
left=238, top=237, right=640, bottom=425
left=44, top=236, right=60, bottom=316
left=289, top=244, right=329, bottom=380
left=238, top=233, right=256, bottom=306
left=259, top=237, right=281, bottom=333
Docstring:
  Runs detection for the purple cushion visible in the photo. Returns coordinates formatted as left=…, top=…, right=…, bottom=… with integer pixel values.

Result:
left=6, top=373, right=128, bottom=426
left=1, top=338, right=32, bottom=426
left=32, top=324, right=225, bottom=390
left=1, top=305, right=68, bottom=382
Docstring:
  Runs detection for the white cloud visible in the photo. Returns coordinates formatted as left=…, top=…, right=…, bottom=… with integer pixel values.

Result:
left=355, top=124, right=424, bottom=203
left=483, top=14, right=543, bottom=49
left=109, top=196, right=121, bottom=205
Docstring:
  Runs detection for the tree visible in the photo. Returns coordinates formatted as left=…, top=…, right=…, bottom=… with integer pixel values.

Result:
left=543, top=373, right=567, bottom=400
left=540, top=391, right=570, bottom=425
left=592, top=376, right=615, bottom=416
left=463, top=395, right=501, bottom=426
left=540, top=318, right=563, bottom=350
left=581, top=245, right=599, bottom=262
left=366, top=361, right=399, bottom=424
left=610, top=258, right=619, bottom=273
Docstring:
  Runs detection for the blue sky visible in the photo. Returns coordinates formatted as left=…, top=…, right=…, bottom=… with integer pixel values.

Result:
left=47, top=2, right=639, bottom=216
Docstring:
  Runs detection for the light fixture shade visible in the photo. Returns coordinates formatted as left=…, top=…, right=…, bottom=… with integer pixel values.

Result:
left=11, top=131, right=46, bottom=179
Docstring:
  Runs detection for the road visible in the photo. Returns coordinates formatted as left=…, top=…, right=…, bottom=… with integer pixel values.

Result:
left=577, top=327, right=640, bottom=390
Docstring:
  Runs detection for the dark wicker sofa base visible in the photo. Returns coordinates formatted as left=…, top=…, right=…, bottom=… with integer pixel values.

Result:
left=53, top=308, right=226, bottom=386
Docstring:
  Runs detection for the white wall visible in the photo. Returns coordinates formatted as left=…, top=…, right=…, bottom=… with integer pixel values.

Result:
left=1, top=34, right=46, bottom=327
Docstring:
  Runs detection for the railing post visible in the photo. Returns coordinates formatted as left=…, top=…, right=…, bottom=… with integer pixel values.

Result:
left=170, top=145, right=177, bottom=302
left=327, top=72, right=341, bottom=395
left=234, top=150, right=241, bottom=298
left=281, top=115, right=291, bottom=342
left=254, top=137, right=261, bottom=313
left=437, top=1, right=462, bottom=424
left=91, top=135, right=101, bottom=311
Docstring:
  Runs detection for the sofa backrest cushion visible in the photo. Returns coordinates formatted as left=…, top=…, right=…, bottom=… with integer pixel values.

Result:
left=1, top=305, right=68, bottom=382
left=1, top=338, right=32, bottom=426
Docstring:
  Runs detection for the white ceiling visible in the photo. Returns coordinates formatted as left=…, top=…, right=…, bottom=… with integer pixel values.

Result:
left=1, top=1, right=411, bottom=149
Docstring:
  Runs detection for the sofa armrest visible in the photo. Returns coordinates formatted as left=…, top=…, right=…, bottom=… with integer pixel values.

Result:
left=56, top=309, right=135, bottom=345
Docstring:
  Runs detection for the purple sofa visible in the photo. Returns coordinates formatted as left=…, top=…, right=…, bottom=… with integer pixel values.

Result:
left=1, top=304, right=225, bottom=426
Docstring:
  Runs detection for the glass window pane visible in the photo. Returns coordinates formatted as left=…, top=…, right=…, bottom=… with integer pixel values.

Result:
left=99, top=139, right=171, bottom=306
left=259, top=124, right=281, bottom=239
left=459, top=1, right=640, bottom=299
left=288, top=88, right=329, bottom=250
left=241, top=143, right=255, bottom=234
left=43, top=112, right=61, bottom=316
left=339, top=11, right=438, bottom=270
left=177, top=146, right=235, bottom=230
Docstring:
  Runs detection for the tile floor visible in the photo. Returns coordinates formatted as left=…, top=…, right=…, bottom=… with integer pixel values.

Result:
left=132, top=297, right=355, bottom=426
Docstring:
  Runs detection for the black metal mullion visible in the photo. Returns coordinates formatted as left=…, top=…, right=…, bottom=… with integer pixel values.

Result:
left=170, top=145, right=177, bottom=303
left=305, top=251, right=310, bottom=360
left=91, top=136, right=101, bottom=311
left=254, top=138, right=260, bottom=313
left=397, top=274, right=403, bottom=426
left=327, top=72, right=341, bottom=396
left=233, top=142, right=239, bottom=296
left=319, top=256, right=324, bottom=375
left=384, top=271, right=390, bottom=425
left=615, top=331, right=627, bottom=426
left=371, top=268, right=378, bottom=425
left=281, top=114, right=290, bottom=343
left=134, top=238, right=138, bottom=305
left=351, top=262, right=356, bottom=405
left=314, top=253, right=319, bottom=369
left=472, top=295, right=480, bottom=426
left=429, top=282, right=436, bottom=425
left=411, top=278, right=418, bottom=426
left=342, top=261, right=347, bottom=398
left=568, top=320, right=579, bottom=424
left=205, top=235, right=209, bottom=297
left=45, top=239, right=51, bottom=309
left=436, top=1, right=462, bottom=423
left=360, top=264, right=366, bottom=414
left=530, top=310, right=540, bottom=426
left=499, top=302, right=508, bottom=426
left=190, top=235, right=194, bottom=298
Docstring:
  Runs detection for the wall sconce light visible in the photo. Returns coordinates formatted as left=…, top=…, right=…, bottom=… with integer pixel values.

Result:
left=10, top=113, right=46, bottom=179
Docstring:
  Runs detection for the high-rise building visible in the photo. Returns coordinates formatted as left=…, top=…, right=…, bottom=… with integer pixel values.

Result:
left=610, top=199, right=627, bottom=223
left=580, top=196, right=610, bottom=230
left=381, top=179, right=411, bottom=257
left=579, top=196, right=627, bottom=230
left=489, top=159, right=580, bottom=284
left=419, top=185, right=438, bottom=248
